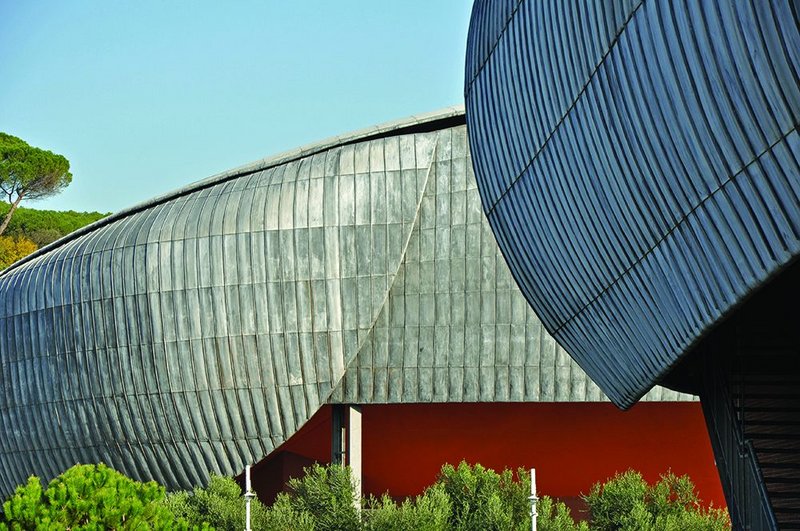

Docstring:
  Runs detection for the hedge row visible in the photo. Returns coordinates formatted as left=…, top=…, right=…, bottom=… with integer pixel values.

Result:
left=0, top=462, right=729, bottom=530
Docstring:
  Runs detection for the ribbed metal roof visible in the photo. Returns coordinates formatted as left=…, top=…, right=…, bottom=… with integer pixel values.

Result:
left=1, top=106, right=465, bottom=278
left=0, top=108, right=689, bottom=497
left=464, top=0, right=800, bottom=407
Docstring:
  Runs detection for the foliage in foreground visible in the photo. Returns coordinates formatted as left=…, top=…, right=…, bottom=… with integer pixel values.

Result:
left=363, top=463, right=727, bottom=531
left=165, top=473, right=313, bottom=531
left=238, top=460, right=562, bottom=531
left=0, top=463, right=189, bottom=530
left=382, top=462, right=734, bottom=531
left=1, top=462, right=730, bottom=530
left=165, top=474, right=258, bottom=530
left=283, top=463, right=360, bottom=531
left=584, top=470, right=730, bottom=531
left=364, top=483, right=451, bottom=531
left=434, top=462, right=534, bottom=531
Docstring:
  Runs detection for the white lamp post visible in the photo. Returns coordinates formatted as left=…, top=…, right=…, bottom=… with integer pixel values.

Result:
left=529, top=468, right=538, bottom=531
left=244, top=465, right=255, bottom=531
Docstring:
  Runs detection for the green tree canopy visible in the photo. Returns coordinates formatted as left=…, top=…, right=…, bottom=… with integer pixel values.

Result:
left=0, top=133, right=72, bottom=235
left=0, top=463, right=188, bottom=530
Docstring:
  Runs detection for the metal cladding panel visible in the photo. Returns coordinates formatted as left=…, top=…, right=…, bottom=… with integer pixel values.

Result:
left=0, top=120, right=439, bottom=496
left=465, top=0, right=800, bottom=408
left=330, top=125, right=689, bottom=405
left=0, top=109, right=690, bottom=498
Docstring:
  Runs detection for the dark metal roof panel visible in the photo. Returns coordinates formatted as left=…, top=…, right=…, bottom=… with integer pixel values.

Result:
left=465, top=0, right=800, bottom=407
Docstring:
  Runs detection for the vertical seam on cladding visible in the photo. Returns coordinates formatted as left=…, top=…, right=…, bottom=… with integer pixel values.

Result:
left=158, top=200, right=194, bottom=483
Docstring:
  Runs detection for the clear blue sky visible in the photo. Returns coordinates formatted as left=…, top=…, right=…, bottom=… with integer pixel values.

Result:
left=0, top=1, right=471, bottom=213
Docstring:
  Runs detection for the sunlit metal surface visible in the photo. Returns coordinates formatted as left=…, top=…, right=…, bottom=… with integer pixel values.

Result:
left=0, top=108, right=690, bottom=497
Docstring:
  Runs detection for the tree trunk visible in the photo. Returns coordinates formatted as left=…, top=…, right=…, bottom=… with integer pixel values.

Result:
left=0, top=195, right=24, bottom=236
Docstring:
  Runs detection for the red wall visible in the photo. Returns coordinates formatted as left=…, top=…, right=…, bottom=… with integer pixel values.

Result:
left=253, top=402, right=725, bottom=509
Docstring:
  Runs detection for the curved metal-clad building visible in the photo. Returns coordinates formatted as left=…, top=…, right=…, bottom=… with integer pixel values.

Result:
left=464, top=1, right=800, bottom=528
left=0, top=108, right=689, bottom=499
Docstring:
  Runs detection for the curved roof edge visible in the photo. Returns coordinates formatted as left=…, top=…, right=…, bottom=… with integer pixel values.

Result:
left=2, top=105, right=466, bottom=277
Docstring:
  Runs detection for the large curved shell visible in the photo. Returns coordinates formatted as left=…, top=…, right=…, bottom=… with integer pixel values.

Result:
left=0, top=112, right=449, bottom=494
left=465, top=0, right=800, bottom=407
left=0, top=108, right=689, bottom=497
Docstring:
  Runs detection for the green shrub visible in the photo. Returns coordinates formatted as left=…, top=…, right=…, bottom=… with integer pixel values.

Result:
left=262, top=493, right=314, bottom=531
left=0, top=463, right=187, bottom=530
left=585, top=470, right=649, bottom=530
left=364, top=483, right=451, bottom=531
left=537, top=496, right=588, bottom=531
left=434, top=461, right=531, bottom=531
left=362, top=461, right=586, bottom=531
left=283, top=463, right=361, bottom=531
left=165, top=473, right=315, bottom=531
left=2, top=462, right=728, bottom=531
left=584, top=470, right=730, bottom=531
left=164, top=474, right=272, bottom=530
left=651, top=507, right=732, bottom=531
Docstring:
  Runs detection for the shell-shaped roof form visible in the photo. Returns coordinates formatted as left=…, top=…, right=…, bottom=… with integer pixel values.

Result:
left=0, top=108, right=688, bottom=497
left=464, top=0, right=800, bottom=408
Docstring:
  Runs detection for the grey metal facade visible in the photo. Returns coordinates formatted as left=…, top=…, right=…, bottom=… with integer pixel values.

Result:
left=465, top=0, right=800, bottom=408
left=463, top=1, right=800, bottom=528
left=0, top=109, right=688, bottom=498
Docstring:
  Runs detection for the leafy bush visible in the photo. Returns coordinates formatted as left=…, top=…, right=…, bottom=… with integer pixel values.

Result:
left=537, top=496, right=588, bottom=531
left=165, top=466, right=350, bottom=531
left=0, top=463, right=187, bottom=530
left=1, top=462, right=729, bottom=531
left=584, top=470, right=730, bottom=531
left=261, top=494, right=314, bottom=531
left=585, top=470, right=649, bottom=530
left=361, top=463, right=726, bottom=531
left=363, top=462, right=586, bottom=531
left=0, top=235, right=37, bottom=269
left=364, top=483, right=451, bottom=531
left=434, top=462, right=524, bottom=531
left=282, top=463, right=361, bottom=531
left=165, top=474, right=252, bottom=530
left=164, top=474, right=311, bottom=531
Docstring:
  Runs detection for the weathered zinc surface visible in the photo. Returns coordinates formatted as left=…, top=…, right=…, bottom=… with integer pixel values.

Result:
left=0, top=108, right=687, bottom=497
left=465, top=0, right=800, bottom=408
left=330, top=124, right=684, bottom=405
